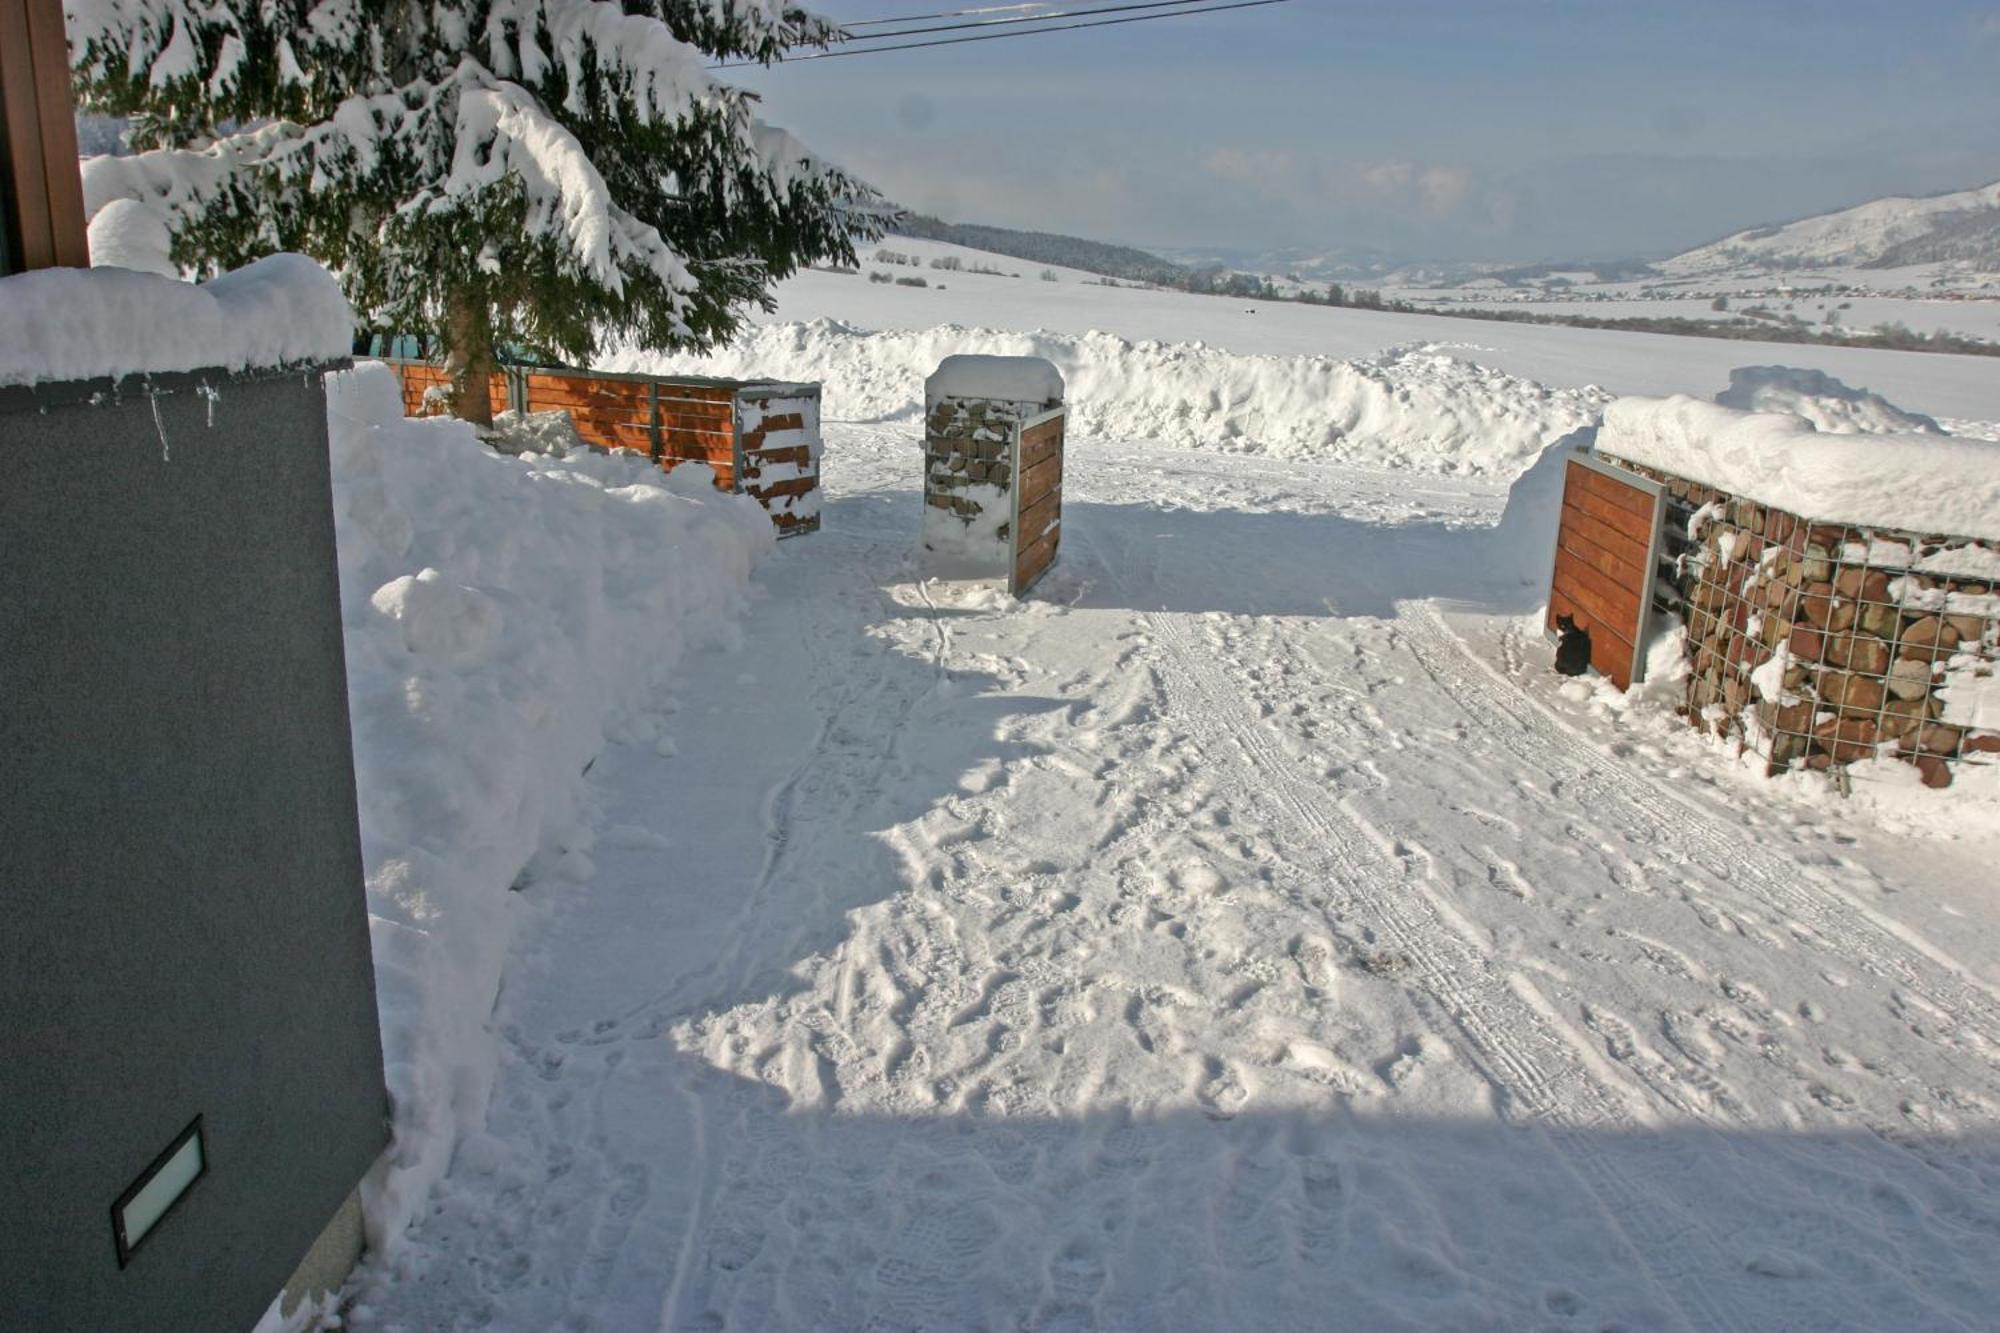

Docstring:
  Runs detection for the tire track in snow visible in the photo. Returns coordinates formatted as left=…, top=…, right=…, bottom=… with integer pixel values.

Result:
left=1198, top=597, right=2000, bottom=1277
left=1136, top=606, right=1737, bottom=1333
left=1041, top=465, right=1996, bottom=1328
left=1397, top=605, right=2000, bottom=1068
left=1233, top=599, right=2000, bottom=1132
left=1370, top=607, right=2000, bottom=1258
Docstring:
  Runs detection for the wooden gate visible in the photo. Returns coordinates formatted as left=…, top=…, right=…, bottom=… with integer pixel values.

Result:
left=1009, top=408, right=1066, bottom=597
left=1546, top=453, right=1668, bottom=688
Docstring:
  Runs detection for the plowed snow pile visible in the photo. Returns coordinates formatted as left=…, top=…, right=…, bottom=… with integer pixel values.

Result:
left=329, top=363, right=774, bottom=1249
left=613, top=320, right=1609, bottom=476
left=1715, top=364, right=1946, bottom=434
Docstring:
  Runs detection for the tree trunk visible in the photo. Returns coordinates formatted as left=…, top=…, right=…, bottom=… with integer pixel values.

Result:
left=444, top=290, right=497, bottom=427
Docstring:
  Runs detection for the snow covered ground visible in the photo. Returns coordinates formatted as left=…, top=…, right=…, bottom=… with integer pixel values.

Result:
left=347, top=426, right=2000, bottom=1329
left=1395, top=288, right=2000, bottom=348
left=339, top=249, right=2000, bottom=1331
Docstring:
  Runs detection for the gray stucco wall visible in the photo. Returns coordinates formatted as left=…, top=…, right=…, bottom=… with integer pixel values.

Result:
left=0, top=363, right=389, bottom=1331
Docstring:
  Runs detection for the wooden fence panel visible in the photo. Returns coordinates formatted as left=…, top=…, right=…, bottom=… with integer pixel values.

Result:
left=394, top=364, right=512, bottom=422
left=1009, top=410, right=1065, bottom=597
left=374, top=361, right=824, bottom=530
left=520, top=370, right=739, bottom=486
left=1546, top=456, right=1666, bottom=689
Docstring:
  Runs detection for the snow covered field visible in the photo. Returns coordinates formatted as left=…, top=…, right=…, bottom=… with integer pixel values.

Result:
left=1397, top=288, right=2000, bottom=348
left=630, top=235, right=2000, bottom=428
left=342, top=256, right=2000, bottom=1330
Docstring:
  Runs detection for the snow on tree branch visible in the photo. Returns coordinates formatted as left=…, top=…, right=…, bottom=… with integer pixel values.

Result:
left=70, top=0, right=886, bottom=404
left=445, top=73, right=697, bottom=299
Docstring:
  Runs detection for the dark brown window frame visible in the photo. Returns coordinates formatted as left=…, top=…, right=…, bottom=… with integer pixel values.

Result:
left=0, top=0, right=90, bottom=274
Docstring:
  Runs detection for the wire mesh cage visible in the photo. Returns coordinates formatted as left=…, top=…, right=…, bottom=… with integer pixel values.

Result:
left=1619, top=460, right=1999, bottom=790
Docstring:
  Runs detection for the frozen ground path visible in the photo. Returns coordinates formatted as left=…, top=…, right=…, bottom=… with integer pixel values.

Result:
left=353, top=427, right=2000, bottom=1332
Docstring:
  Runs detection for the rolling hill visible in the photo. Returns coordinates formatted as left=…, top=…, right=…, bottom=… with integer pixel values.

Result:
left=1659, top=180, right=2000, bottom=275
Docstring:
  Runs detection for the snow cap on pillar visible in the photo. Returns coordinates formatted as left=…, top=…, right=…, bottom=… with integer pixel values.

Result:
left=925, top=355, right=1064, bottom=413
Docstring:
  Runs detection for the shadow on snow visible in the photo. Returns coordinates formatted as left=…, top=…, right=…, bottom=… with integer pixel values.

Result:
left=353, top=474, right=2000, bottom=1333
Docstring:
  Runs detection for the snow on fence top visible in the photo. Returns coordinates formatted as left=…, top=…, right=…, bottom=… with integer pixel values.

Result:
left=1597, top=396, right=2000, bottom=543
left=0, top=254, right=352, bottom=388
left=924, top=354, right=1064, bottom=410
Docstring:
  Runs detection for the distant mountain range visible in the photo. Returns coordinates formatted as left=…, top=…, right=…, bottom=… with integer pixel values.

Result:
left=886, top=217, right=1449, bottom=291
left=1151, top=243, right=1413, bottom=285
left=891, top=177, right=2000, bottom=295
left=889, top=215, right=1191, bottom=286
left=1657, top=180, right=2000, bottom=276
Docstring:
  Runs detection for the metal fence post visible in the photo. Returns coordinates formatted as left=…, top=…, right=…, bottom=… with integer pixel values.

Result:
left=1007, top=416, right=1024, bottom=597
left=647, top=380, right=662, bottom=463
left=730, top=393, right=747, bottom=493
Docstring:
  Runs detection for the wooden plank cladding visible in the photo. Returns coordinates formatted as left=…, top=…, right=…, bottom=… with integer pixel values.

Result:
left=738, top=391, right=822, bottom=535
left=1010, top=410, right=1067, bottom=597
left=1557, top=499, right=1651, bottom=589
left=1546, top=455, right=1667, bottom=690
left=392, top=364, right=511, bottom=422
left=374, top=359, right=821, bottom=537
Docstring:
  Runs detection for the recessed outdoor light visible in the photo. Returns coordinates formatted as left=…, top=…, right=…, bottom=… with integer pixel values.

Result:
left=112, top=1117, right=206, bottom=1268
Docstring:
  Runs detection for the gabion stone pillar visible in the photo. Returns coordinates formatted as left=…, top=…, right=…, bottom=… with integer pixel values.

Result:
left=922, top=355, right=1064, bottom=564
left=1608, top=456, right=2000, bottom=790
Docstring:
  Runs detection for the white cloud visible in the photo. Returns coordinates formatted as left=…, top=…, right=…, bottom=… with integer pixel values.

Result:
left=1416, top=166, right=1472, bottom=218
left=1358, top=160, right=1414, bottom=197
left=1202, top=151, right=1482, bottom=220
left=1202, top=146, right=1299, bottom=186
left=1200, top=147, right=1328, bottom=212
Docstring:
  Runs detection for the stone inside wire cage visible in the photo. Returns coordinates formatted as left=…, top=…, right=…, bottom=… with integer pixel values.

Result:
left=1622, top=462, right=2000, bottom=789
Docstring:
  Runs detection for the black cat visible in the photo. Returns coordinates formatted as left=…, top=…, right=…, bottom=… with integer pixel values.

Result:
left=1554, top=613, right=1592, bottom=676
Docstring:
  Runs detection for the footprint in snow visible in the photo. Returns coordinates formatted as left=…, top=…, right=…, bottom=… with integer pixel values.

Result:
left=1745, top=1248, right=1822, bottom=1280
left=1544, top=1288, right=1583, bottom=1317
left=1198, top=1059, right=1251, bottom=1118
left=1048, top=1237, right=1109, bottom=1301
left=1375, top=1034, right=1445, bottom=1090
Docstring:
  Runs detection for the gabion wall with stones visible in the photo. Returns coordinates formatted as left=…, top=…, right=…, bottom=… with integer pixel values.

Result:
left=923, top=395, right=1030, bottom=545
left=1610, top=456, right=2000, bottom=789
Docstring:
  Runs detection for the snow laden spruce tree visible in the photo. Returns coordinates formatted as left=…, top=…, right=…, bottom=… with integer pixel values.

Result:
left=70, top=1, right=883, bottom=423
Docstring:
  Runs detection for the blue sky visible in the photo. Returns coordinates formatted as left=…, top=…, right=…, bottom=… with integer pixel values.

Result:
left=731, top=1, right=2000, bottom=264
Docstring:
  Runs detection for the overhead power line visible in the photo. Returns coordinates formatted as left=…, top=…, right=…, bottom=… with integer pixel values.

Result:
left=712, top=0, right=1291, bottom=66
left=837, top=0, right=1223, bottom=42
left=842, top=3, right=1069, bottom=28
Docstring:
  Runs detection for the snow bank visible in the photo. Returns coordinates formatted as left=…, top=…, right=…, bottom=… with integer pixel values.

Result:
left=485, top=407, right=590, bottom=457
left=615, top=320, right=1608, bottom=476
left=329, top=363, right=774, bottom=1248
left=1494, top=425, right=1596, bottom=579
left=0, top=254, right=351, bottom=387
left=1598, top=396, right=2000, bottom=541
left=925, top=353, right=1063, bottom=409
left=1715, top=365, right=1944, bottom=435
left=85, top=198, right=179, bottom=278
